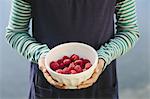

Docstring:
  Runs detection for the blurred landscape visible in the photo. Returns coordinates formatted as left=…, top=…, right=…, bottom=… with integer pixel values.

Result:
left=0, top=0, right=150, bottom=99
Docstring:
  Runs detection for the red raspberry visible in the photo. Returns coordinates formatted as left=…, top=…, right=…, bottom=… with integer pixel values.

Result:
left=74, top=65, right=83, bottom=73
left=74, top=60, right=83, bottom=68
left=57, top=59, right=63, bottom=64
left=83, top=59, right=90, bottom=65
left=85, top=63, right=92, bottom=70
left=83, top=68, right=86, bottom=71
left=79, top=58, right=84, bottom=60
left=56, top=69, right=64, bottom=74
left=50, top=61, right=59, bottom=70
left=63, top=67, right=70, bottom=74
left=70, top=54, right=79, bottom=61
left=70, top=70, right=77, bottom=74
left=59, top=63, right=65, bottom=69
left=68, top=62, right=75, bottom=70
left=63, top=56, right=69, bottom=60
left=63, top=59, right=71, bottom=66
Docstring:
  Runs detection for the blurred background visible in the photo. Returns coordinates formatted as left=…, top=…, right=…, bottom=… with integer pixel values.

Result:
left=0, top=0, right=150, bottom=99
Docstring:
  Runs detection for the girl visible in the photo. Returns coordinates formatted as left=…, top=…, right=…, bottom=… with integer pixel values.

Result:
left=6, top=0, right=140, bottom=99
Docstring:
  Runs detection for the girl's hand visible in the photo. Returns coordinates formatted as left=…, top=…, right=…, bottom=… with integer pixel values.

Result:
left=38, top=54, right=68, bottom=89
left=77, top=59, right=105, bottom=89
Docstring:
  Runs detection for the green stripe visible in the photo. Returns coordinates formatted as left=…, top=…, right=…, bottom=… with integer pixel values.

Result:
left=12, top=17, right=29, bottom=23
left=14, top=0, right=31, bottom=8
left=119, top=0, right=134, bottom=9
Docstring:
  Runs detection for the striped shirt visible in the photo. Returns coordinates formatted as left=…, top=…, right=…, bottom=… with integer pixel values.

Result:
left=5, top=0, right=140, bottom=70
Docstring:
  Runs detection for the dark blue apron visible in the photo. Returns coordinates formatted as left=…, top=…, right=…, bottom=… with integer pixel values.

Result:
left=28, top=0, right=118, bottom=99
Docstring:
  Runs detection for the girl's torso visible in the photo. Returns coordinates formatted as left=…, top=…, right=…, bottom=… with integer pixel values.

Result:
left=28, top=0, right=118, bottom=99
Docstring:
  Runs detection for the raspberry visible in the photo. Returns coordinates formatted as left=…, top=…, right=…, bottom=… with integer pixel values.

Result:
left=63, top=59, right=71, bottom=66
left=74, top=60, right=83, bottom=68
left=70, top=54, right=79, bottom=61
left=83, top=59, right=90, bottom=65
left=63, top=67, right=70, bottom=74
left=63, top=56, right=69, bottom=60
left=57, top=59, right=63, bottom=64
left=85, top=63, right=92, bottom=70
left=50, top=61, right=59, bottom=70
left=68, top=62, right=75, bottom=70
left=56, top=69, right=64, bottom=74
left=59, top=63, right=65, bottom=69
left=74, top=65, right=83, bottom=73
left=79, top=58, right=84, bottom=60
left=83, top=68, right=86, bottom=71
left=70, top=70, right=77, bottom=74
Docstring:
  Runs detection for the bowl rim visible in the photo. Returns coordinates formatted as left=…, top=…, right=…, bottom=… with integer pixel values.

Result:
left=45, top=42, right=98, bottom=77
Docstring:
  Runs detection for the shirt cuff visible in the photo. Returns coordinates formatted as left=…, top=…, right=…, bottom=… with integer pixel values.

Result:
left=35, top=46, right=50, bottom=64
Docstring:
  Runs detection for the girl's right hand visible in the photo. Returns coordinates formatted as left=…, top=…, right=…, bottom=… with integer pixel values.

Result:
left=38, top=53, right=68, bottom=89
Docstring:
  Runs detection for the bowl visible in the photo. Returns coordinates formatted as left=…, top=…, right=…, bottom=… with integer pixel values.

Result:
left=45, top=42, right=98, bottom=89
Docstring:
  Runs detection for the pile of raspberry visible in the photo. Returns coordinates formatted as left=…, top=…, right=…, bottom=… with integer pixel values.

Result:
left=50, top=54, right=92, bottom=74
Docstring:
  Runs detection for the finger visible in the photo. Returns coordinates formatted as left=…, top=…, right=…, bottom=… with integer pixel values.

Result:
left=95, top=63, right=102, bottom=73
left=81, top=62, right=103, bottom=85
left=54, top=81, right=64, bottom=87
left=39, top=65, right=46, bottom=71
left=77, top=83, right=93, bottom=89
left=95, top=59, right=105, bottom=73
left=44, top=72, right=63, bottom=87
left=54, top=85, right=65, bottom=89
left=91, top=70, right=102, bottom=83
left=43, top=69, right=54, bottom=84
left=43, top=69, right=63, bottom=87
left=38, top=58, right=46, bottom=71
left=56, top=85, right=78, bottom=89
left=55, top=85, right=69, bottom=89
left=56, top=85, right=73, bottom=89
left=82, top=69, right=102, bottom=85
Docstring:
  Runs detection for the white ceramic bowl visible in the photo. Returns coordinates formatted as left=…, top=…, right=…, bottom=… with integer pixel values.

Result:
left=45, top=42, right=98, bottom=89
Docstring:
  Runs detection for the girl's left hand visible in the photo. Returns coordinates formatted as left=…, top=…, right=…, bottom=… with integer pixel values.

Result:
left=38, top=54, right=68, bottom=89
left=77, top=59, right=105, bottom=89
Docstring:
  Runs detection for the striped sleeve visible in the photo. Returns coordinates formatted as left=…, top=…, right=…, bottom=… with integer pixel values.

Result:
left=5, top=0, right=50, bottom=63
left=97, top=0, right=140, bottom=70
